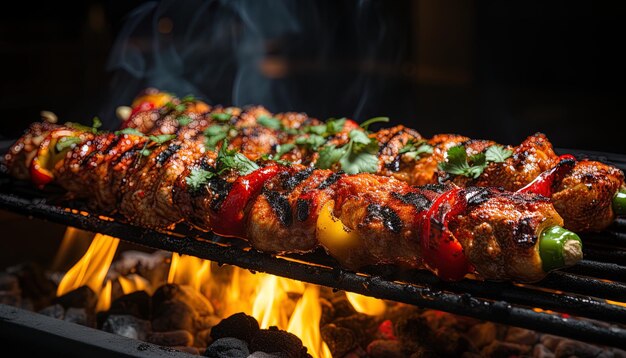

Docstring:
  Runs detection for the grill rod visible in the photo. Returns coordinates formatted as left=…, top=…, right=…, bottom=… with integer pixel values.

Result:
left=0, top=191, right=624, bottom=348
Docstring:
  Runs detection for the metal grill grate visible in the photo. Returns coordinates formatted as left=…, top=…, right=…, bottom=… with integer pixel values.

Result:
left=0, top=148, right=624, bottom=348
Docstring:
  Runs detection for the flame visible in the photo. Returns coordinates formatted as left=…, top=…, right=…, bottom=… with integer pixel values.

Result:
left=167, top=253, right=212, bottom=292
left=252, top=274, right=289, bottom=329
left=118, top=273, right=151, bottom=295
left=56, top=233, right=119, bottom=297
left=95, top=279, right=112, bottom=312
left=51, top=227, right=94, bottom=271
left=345, top=292, right=387, bottom=316
left=287, top=286, right=332, bottom=358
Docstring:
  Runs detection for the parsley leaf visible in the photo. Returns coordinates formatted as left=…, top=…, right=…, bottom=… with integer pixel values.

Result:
left=257, top=115, right=282, bottom=130
left=92, top=117, right=102, bottom=130
left=306, top=125, right=327, bottom=136
left=360, top=116, right=389, bottom=131
left=348, top=130, right=371, bottom=145
left=317, top=145, right=348, bottom=169
left=115, top=128, right=146, bottom=136
left=217, top=141, right=259, bottom=175
left=325, top=118, right=347, bottom=135
left=211, top=113, right=232, bottom=122
left=485, top=145, right=513, bottom=163
left=55, top=136, right=82, bottom=152
left=186, top=167, right=215, bottom=192
left=339, top=149, right=379, bottom=174
left=203, top=124, right=232, bottom=150
left=180, top=94, right=196, bottom=103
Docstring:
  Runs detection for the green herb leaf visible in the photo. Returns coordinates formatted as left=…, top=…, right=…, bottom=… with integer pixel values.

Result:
left=306, top=125, right=327, bottom=136
left=141, top=148, right=153, bottom=156
left=211, top=113, right=232, bottom=122
left=217, top=141, right=259, bottom=175
left=92, top=117, right=102, bottom=129
left=186, top=167, right=215, bottom=192
left=115, top=127, right=146, bottom=136
left=176, top=115, right=192, bottom=126
left=55, top=136, right=82, bottom=152
left=339, top=150, right=379, bottom=174
left=438, top=145, right=488, bottom=179
left=325, top=118, right=347, bottom=135
left=360, top=116, right=389, bottom=131
left=485, top=145, right=513, bottom=163
left=257, top=115, right=282, bottom=130
left=275, top=143, right=295, bottom=158
left=295, top=134, right=326, bottom=151
left=149, top=134, right=177, bottom=145
left=180, top=94, right=196, bottom=103
left=399, top=140, right=433, bottom=159
left=203, top=124, right=231, bottom=150
left=317, top=145, right=348, bottom=169
left=348, top=130, right=371, bottom=145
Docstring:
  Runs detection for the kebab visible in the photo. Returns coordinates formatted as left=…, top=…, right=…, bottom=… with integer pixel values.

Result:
left=3, top=121, right=582, bottom=282
left=118, top=90, right=625, bottom=232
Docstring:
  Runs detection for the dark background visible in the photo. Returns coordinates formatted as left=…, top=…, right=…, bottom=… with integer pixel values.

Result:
left=0, top=0, right=624, bottom=153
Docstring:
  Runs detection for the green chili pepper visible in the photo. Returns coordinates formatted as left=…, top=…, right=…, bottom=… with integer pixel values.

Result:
left=612, top=187, right=626, bottom=216
left=539, top=226, right=583, bottom=272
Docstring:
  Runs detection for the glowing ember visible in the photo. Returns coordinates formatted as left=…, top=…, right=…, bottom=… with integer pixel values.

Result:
left=56, top=233, right=119, bottom=297
left=345, top=291, right=386, bottom=316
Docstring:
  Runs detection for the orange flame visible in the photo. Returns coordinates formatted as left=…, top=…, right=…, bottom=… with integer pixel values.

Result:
left=95, top=279, right=112, bottom=312
left=56, top=233, right=119, bottom=297
left=118, top=274, right=152, bottom=295
left=287, top=286, right=332, bottom=358
left=167, top=253, right=212, bottom=293
left=51, top=227, right=94, bottom=271
left=345, top=292, right=386, bottom=316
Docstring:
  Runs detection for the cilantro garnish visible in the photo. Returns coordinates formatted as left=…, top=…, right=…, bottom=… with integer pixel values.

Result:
left=164, top=101, right=187, bottom=113
left=115, top=127, right=145, bottom=136
left=439, top=144, right=512, bottom=179
left=216, top=141, right=259, bottom=175
left=257, top=115, right=282, bottom=130
left=359, top=116, right=389, bottom=131
left=180, top=94, right=196, bottom=103
left=203, top=124, right=234, bottom=150
left=325, top=118, right=347, bottom=135
left=399, top=140, right=433, bottom=159
left=295, top=134, right=326, bottom=151
left=316, top=129, right=379, bottom=174
left=275, top=143, right=295, bottom=158
left=485, top=145, right=513, bottom=163
left=55, top=136, right=82, bottom=152
left=148, top=134, right=177, bottom=145
left=176, top=115, right=192, bottom=126
left=186, top=167, right=215, bottom=192
left=67, top=117, right=103, bottom=134
left=211, top=113, right=232, bottom=122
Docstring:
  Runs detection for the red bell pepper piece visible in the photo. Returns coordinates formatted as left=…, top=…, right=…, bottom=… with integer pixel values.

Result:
left=420, top=188, right=471, bottom=281
left=212, top=164, right=283, bottom=237
left=517, top=154, right=576, bottom=197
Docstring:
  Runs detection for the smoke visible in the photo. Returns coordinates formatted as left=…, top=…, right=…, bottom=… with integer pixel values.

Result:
left=103, top=0, right=410, bottom=124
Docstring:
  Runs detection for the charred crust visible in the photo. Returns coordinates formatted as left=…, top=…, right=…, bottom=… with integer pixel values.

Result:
left=465, top=187, right=494, bottom=206
left=385, top=157, right=401, bottom=172
left=317, top=172, right=344, bottom=189
left=264, top=189, right=293, bottom=227
left=365, top=204, right=403, bottom=234
left=208, top=177, right=231, bottom=210
left=391, top=191, right=431, bottom=211
left=156, top=144, right=181, bottom=166
left=512, top=217, right=538, bottom=248
left=421, top=183, right=450, bottom=193
left=296, top=199, right=310, bottom=222
left=284, top=168, right=314, bottom=191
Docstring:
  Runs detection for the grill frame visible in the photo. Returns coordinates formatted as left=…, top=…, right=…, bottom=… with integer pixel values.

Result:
left=0, top=181, right=625, bottom=348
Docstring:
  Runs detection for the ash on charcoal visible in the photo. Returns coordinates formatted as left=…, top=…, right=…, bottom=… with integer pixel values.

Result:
left=55, top=285, right=97, bottom=311
left=204, top=337, right=249, bottom=358
left=6, top=262, right=55, bottom=310
left=481, top=340, right=530, bottom=357
left=332, top=313, right=378, bottom=347
left=249, top=327, right=308, bottom=358
left=173, top=346, right=200, bottom=355
left=320, top=324, right=356, bottom=357
left=148, top=330, right=194, bottom=347
left=367, top=339, right=404, bottom=358
left=466, top=322, right=497, bottom=350
left=554, top=339, right=602, bottom=358
left=210, top=313, right=260, bottom=344
left=430, top=327, right=469, bottom=356
left=102, top=314, right=152, bottom=341
left=64, top=307, right=94, bottom=327
left=504, top=326, right=537, bottom=346
left=248, top=352, right=285, bottom=358
left=39, top=304, right=65, bottom=320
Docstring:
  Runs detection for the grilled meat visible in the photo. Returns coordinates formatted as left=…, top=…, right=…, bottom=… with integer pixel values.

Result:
left=119, top=92, right=625, bottom=232
left=3, top=123, right=582, bottom=282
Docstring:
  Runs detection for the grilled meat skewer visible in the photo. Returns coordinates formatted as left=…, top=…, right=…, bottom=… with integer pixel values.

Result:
left=3, top=123, right=582, bottom=282
left=120, top=90, right=625, bottom=232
